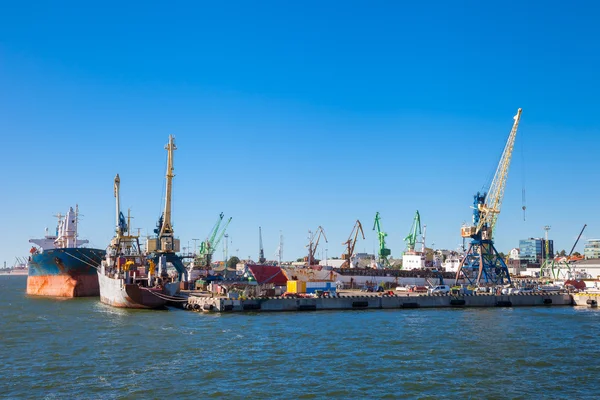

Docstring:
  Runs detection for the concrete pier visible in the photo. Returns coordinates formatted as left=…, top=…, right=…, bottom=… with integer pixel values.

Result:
left=185, top=292, right=573, bottom=313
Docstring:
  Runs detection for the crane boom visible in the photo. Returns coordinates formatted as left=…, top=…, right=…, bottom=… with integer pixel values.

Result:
left=477, top=108, right=522, bottom=237
left=209, top=213, right=225, bottom=247
left=568, top=224, right=587, bottom=257
left=212, top=217, right=232, bottom=252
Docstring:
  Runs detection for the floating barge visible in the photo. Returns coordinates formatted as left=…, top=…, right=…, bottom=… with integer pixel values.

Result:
left=185, top=292, right=573, bottom=313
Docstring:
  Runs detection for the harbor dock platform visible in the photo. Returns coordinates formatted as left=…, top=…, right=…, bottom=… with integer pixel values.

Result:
left=184, top=292, right=573, bottom=313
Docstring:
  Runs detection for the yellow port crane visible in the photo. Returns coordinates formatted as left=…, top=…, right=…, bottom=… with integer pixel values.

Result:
left=341, top=220, right=365, bottom=268
left=457, top=108, right=522, bottom=285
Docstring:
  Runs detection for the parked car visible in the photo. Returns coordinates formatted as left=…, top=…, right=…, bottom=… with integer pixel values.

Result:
left=429, top=285, right=451, bottom=294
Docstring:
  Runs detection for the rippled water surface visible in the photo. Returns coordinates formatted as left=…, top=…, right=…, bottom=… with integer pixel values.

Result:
left=2, top=275, right=599, bottom=399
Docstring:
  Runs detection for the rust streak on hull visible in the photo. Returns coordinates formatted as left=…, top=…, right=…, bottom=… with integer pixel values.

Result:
left=27, top=274, right=99, bottom=297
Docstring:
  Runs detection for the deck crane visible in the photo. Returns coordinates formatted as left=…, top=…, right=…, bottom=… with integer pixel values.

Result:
left=456, top=108, right=522, bottom=286
left=404, top=211, right=422, bottom=253
left=341, top=220, right=365, bottom=268
left=373, top=212, right=391, bottom=268
left=148, top=135, right=186, bottom=279
left=306, top=226, right=327, bottom=266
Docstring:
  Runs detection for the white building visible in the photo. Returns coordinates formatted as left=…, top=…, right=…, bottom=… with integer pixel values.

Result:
left=584, top=239, right=600, bottom=260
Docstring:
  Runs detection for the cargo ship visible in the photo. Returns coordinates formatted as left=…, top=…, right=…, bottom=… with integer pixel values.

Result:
left=98, top=174, right=179, bottom=309
left=27, top=206, right=105, bottom=297
left=99, top=136, right=183, bottom=309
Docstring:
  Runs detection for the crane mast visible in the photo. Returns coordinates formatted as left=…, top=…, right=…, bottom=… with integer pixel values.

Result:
left=146, top=135, right=186, bottom=279
left=341, top=220, right=365, bottom=268
left=456, top=108, right=522, bottom=285
left=160, top=135, right=176, bottom=238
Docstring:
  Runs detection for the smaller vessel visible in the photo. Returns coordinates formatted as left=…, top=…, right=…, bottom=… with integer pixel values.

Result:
left=98, top=174, right=178, bottom=309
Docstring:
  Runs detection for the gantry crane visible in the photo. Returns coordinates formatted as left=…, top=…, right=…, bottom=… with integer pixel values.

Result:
left=456, top=108, right=522, bottom=285
left=404, top=211, right=422, bottom=253
left=341, top=220, right=365, bottom=268
left=373, top=212, right=391, bottom=268
left=306, top=226, right=327, bottom=266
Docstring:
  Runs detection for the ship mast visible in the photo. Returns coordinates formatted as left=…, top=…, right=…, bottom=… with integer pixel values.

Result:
left=114, top=174, right=121, bottom=235
left=160, top=135, right=176, bottom=238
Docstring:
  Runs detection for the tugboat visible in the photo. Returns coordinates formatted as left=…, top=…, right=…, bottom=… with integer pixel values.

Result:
left=27, top=206, right=105, bottom=297
left=97, top=174, right=176, bottom=309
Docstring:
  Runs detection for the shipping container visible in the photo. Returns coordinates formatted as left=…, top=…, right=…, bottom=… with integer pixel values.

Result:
left=287, top=280, right=307, bottom=293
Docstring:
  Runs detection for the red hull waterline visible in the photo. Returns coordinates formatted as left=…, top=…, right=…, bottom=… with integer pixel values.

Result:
left=27, top=275, right=100, bottom=297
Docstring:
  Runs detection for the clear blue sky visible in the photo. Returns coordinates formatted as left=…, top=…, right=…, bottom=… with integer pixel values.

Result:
left=1, top=0, right=599, bottom=266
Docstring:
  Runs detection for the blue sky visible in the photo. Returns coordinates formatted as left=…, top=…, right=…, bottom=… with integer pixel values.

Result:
left=1, top=0, right=599, bottom=266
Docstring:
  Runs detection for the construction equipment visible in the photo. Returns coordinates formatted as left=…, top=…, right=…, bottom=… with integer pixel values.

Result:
left=197, top=213, right=232, bottom=270
left=258, top=227, right=266, bottom=264
left=456, top=108, right=522, bottom=285
left=373, top=212, right=391, bottom=268
left=540, top=224, right=587, bottom=279
left=404, top=211, right=422, bottom=252
left=146, top=135, right=186, bottom=278
left=341, top=220, right=365, bottom=268
left=306, top=226, right=327, bottom=266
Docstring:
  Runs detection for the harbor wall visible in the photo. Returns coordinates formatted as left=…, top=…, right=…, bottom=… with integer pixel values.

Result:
left=186, top=293, right=573, bottom=313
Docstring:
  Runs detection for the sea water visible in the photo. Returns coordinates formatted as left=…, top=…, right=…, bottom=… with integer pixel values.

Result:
left=1, top=276, right=599, bottom=399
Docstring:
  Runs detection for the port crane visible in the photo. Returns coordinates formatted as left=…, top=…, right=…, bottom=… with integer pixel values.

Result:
left=197, top=213, right=232, bottom=269
left=404, top=210, right=422, bottom=253
left=373, top=212, right=391, bottom=268
left=456, top=108, right=522, bottom=285
left=147, top=135, right=186, bottom=278
left=341, top=220, right=365, bottom=268
left=306, top=226, right=327, bottom=266
left=258, top=227, right=266, bottom=264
